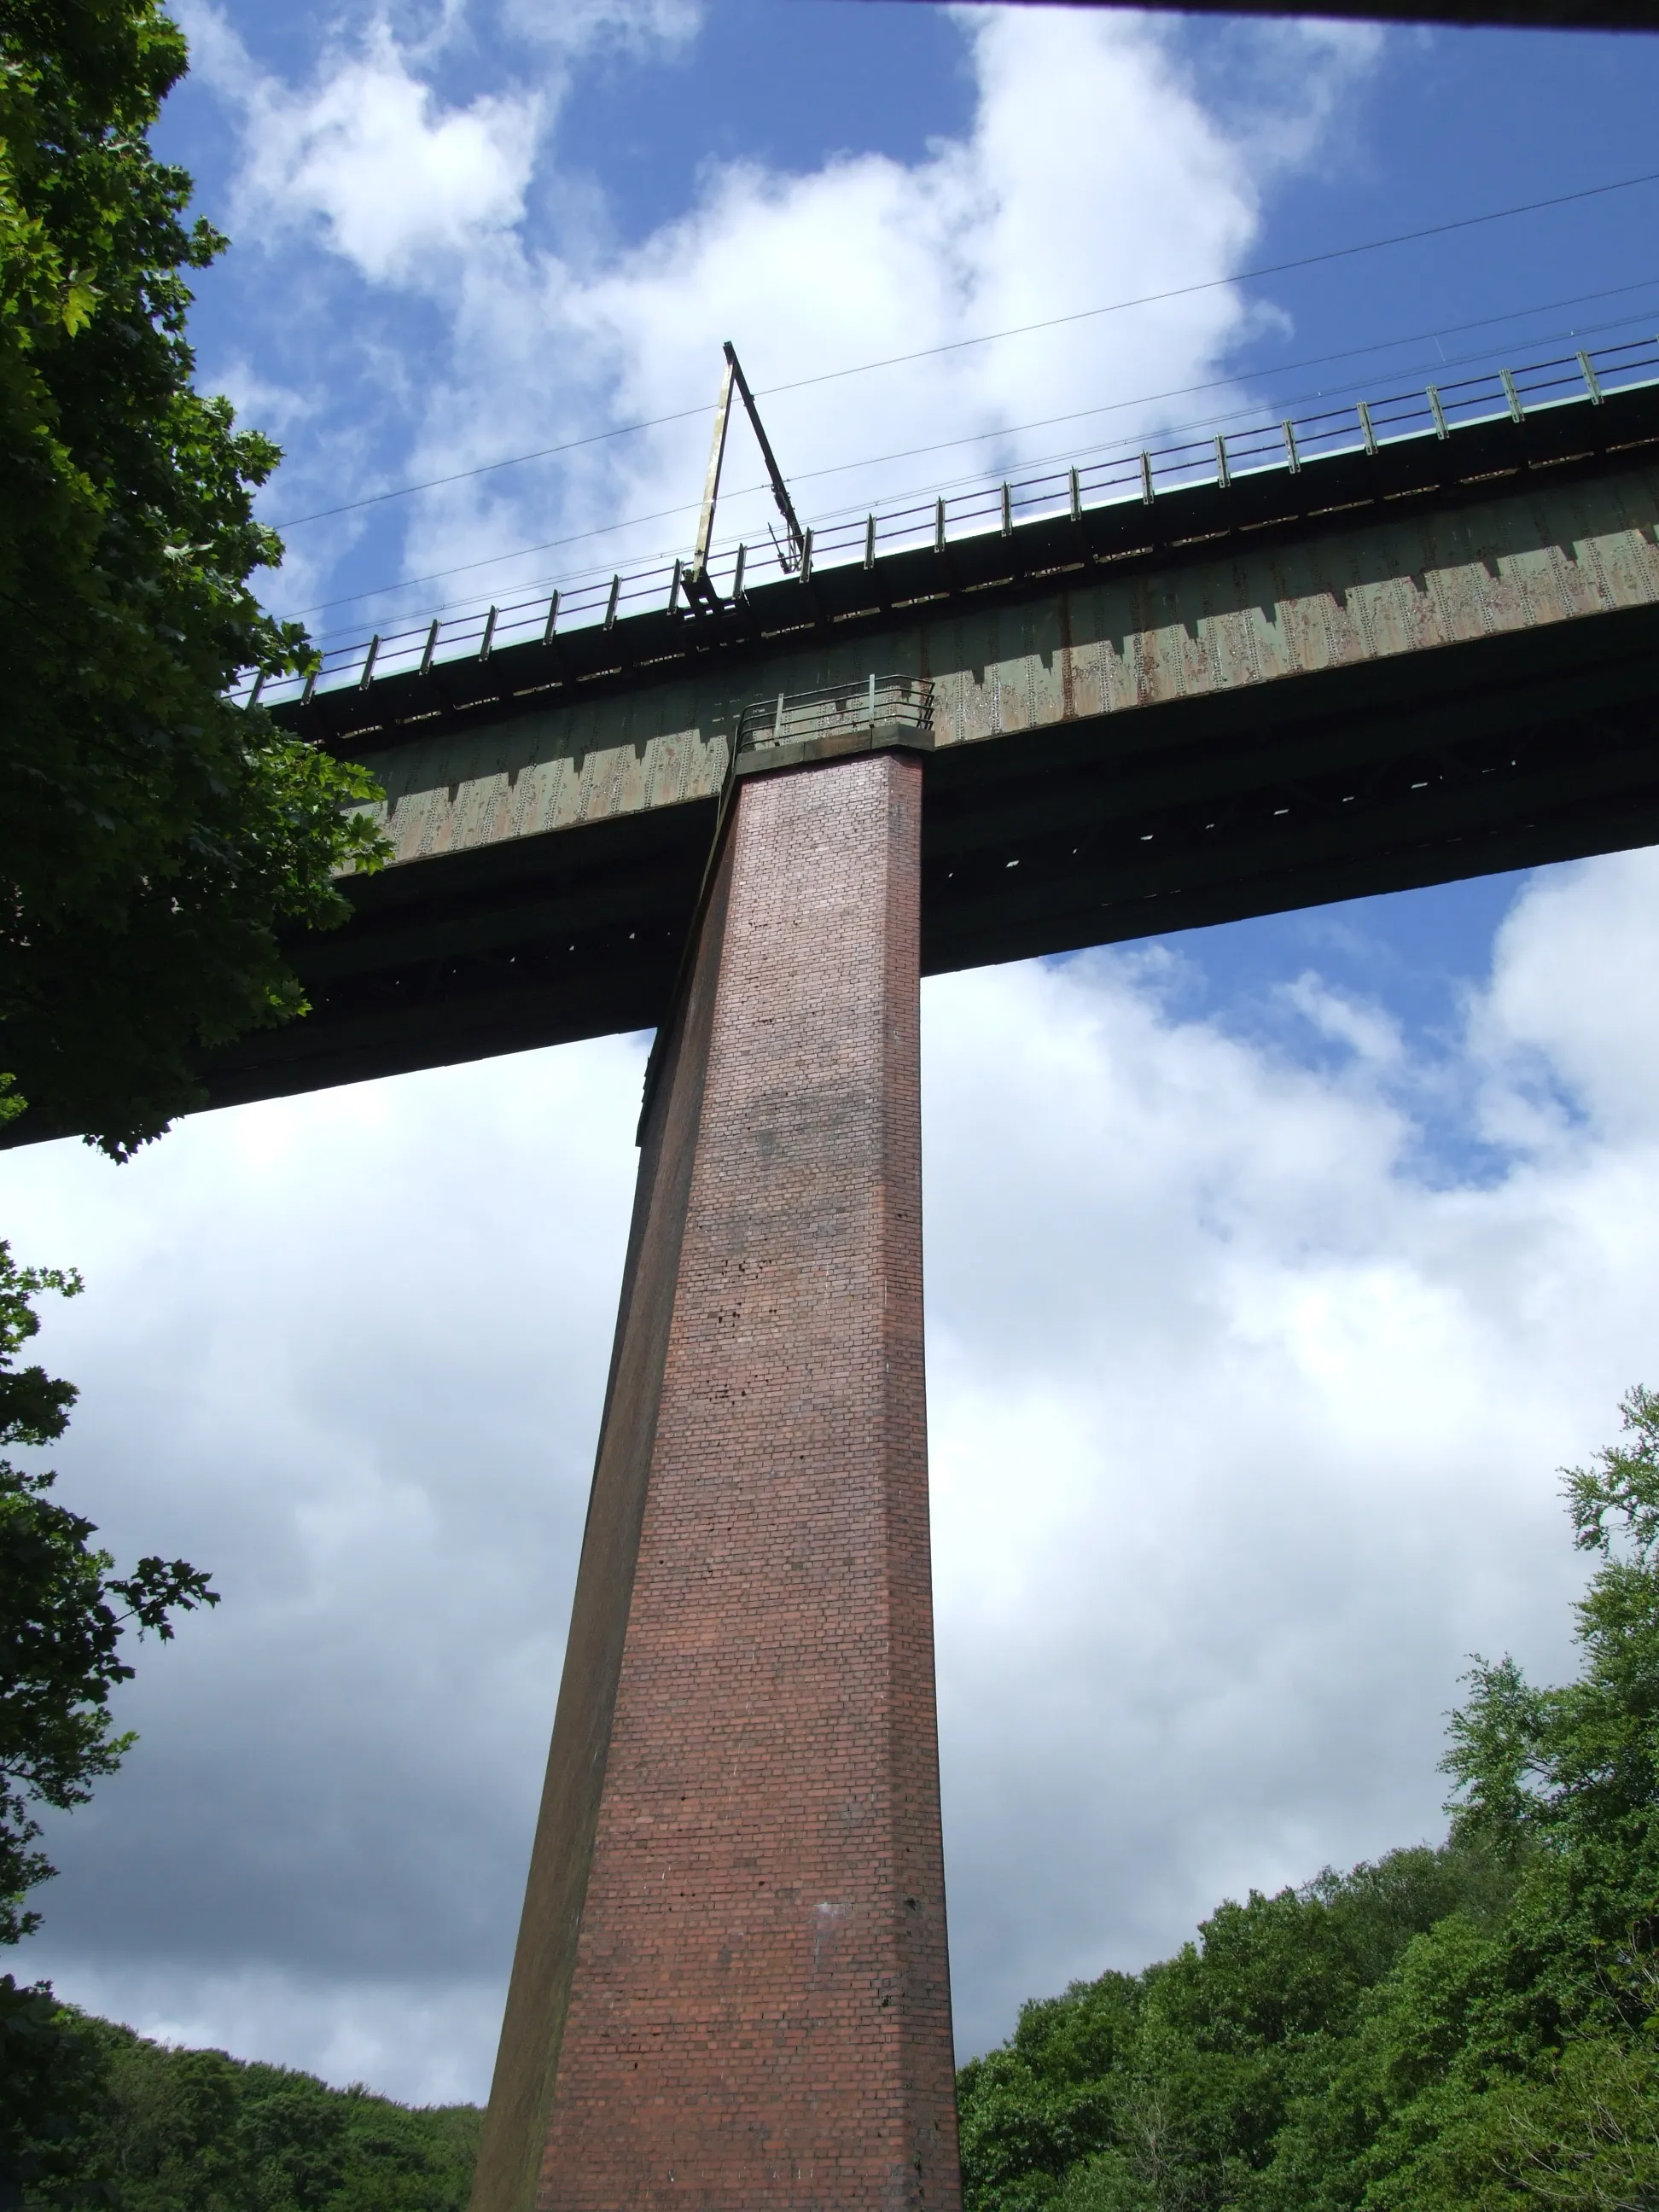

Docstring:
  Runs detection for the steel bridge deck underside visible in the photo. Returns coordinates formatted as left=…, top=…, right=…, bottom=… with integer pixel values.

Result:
left=207, top=381, right=1659, bottom=1112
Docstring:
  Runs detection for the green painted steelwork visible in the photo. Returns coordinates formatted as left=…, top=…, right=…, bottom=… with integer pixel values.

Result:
left=191, top=370, right=1659, bottom=1113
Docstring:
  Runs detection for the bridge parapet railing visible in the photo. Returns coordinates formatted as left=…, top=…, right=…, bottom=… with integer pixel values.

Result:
left=236, top=335, right=1659, bottom=713
left=736, top=674, right=933, bottom=755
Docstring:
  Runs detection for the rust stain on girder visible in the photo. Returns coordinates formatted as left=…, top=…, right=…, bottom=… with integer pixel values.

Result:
left=350, top=465, right=1659, bottom=876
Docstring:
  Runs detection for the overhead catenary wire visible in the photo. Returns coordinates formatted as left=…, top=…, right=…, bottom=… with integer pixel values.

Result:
left=280, top=280, right=1659, bottom=629
left=265, top=163, right=1659, bottom=533
left=721, top=275, right=1659, bottom=506
left=257, top=331, right=1656, bottom=706
left=292, top=294, right=1659, bottom=634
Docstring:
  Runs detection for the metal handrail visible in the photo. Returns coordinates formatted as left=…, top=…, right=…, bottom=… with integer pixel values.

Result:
left=737, top=673, right=932, bottom=753
left=236, top=336, right=1659, bottom=712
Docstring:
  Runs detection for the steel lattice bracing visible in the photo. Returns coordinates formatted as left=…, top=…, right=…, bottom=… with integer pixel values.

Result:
left=201, top=365, right=1659, bottom=1113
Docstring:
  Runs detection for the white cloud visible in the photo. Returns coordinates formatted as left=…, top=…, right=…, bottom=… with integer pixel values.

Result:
left=180, top=0, right=703, bottom=298
left=40, top=1965, right=501, bottom=2108
left=1473, top=847, right=1659, bottom=1144
left=497, top=6, right=1269, bottom=577
left=3, top=1036, right=648, bottom=2093
left=921, top=909, right=1639, bottom=2035
left=1284, top=970, right=1404, bottom=1065
left=205, top=3, right=1378, bottom=633
left=500, top=0, right=701, bottom=55
left=183, top=9, right=544, bottom=283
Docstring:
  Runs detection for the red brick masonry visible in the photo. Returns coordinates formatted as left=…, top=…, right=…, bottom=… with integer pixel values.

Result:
left=471, top=748, right=961, bottom=2212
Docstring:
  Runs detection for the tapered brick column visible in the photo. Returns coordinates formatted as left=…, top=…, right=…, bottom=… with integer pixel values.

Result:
left=471, top=747, right=959, bottom=2212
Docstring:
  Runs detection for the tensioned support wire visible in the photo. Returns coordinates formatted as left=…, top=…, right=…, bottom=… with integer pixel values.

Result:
left=266, top=164, right=1659, bottom=537
left=282, top=276, right=1659, bottom=637
left=683, top=344, right=808, bottom=614
left=247, top=331, right=1656, bottom=710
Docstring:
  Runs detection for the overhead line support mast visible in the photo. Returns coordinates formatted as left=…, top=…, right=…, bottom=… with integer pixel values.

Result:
left=682, top=341, right=807, bottom=614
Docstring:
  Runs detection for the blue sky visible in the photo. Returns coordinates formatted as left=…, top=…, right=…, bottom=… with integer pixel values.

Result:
left=160, top=0, right=1659, bottom=1085
left=160, top=9, right=1659, bottom=637
left=8, top=0, right=1659, bottom=2108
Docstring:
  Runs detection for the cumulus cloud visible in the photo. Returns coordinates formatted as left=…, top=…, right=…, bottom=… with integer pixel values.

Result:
left=188, top=3, right=1376, bottom=635
left=8, top=851, right=1659, bottom=2094
left=2, top=1036, right=648, bottom=2094
left=35, top=1965, right=504, bottom=2110
left=1473, top=847, right=1659, bottom=1143
left=395, top=3, right=1371, bottom=608
left=180, top=0, right=701, bottom=295
left=1284, top=971, right=1404, bottom=1066
left=500, top=0, right=701, bottom=55
left=183, top=10, right=543, bottom=282
left=922, top=904, right=1639, bottom=2038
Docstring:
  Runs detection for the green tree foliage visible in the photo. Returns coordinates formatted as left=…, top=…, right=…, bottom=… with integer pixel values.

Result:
left=0, top=0, right=384, bottom=1158
left=958, top=1388, right=1659, bottom=2212
left=0, top=1243, right=216, bottom=2204
left=0, top=1241, right=215, bottom=1946
left=0, top=1976, right=112, bottom=2209
left=26, top=2014, right=481, bottom=2211
left=958, top=1842, right=1512, bottom=2212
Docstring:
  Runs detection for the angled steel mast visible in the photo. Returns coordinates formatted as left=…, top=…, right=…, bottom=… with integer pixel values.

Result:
left=680, top=341, right=806, bottom=614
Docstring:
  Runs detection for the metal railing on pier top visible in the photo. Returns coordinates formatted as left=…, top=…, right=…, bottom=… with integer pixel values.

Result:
left=737, top=674, right=932, bottom=754
left=236, top=336, right=1659, bottom=713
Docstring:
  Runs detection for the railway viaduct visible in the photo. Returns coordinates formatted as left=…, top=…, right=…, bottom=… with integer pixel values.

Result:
left=218, top=356, right=1659, bottom=2212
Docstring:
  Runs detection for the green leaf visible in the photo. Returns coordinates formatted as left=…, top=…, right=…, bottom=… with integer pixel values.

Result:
left=57, top=277, right=97, bottom=334
left=0, top=0, right=391, bottom=1156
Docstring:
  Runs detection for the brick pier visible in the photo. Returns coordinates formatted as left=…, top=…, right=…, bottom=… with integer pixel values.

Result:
left=470, top=747, right=961, bottom=2212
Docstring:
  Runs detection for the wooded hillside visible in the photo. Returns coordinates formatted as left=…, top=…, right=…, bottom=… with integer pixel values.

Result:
left=22, top=1387, right=1659, bottom=2209
left=26, top=2013, right=480, bottom=2210
left=957, top=1388, right=1659, bottom=2211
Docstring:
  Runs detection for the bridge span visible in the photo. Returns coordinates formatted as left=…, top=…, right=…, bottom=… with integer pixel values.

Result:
left=218, top=342, right=1659, bottom=1112
left=212, top=346, right=1659, bottom=2212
